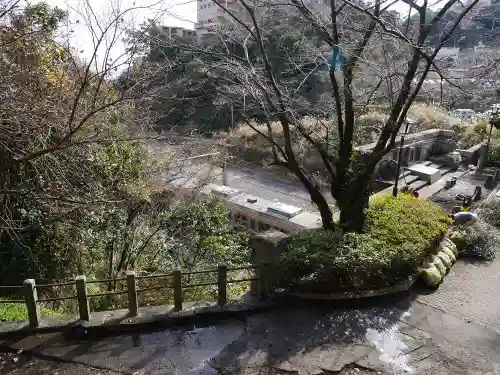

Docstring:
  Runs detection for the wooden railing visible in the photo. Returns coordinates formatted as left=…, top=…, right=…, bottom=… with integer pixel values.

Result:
left=0, top=263, right=270, bottom=328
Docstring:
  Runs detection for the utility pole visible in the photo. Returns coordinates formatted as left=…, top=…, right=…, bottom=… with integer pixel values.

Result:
left=392, top=119, right=412, bottom=197
left=222, top=105, right=234, bottom=186
left=222, top=147, right=228, bottom=186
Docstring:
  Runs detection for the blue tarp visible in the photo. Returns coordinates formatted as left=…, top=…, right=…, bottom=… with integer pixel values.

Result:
left=330, top=45, right=346, bottom=71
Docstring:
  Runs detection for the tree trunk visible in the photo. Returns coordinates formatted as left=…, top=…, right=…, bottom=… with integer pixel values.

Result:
left=338, top=184, right=370, bottom=232
left=315, top=194, right=335, bottom=231
left=265, top=120, right=279, bottom=163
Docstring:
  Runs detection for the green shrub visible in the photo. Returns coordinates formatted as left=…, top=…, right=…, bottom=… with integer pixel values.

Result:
left=460, top=120, right=490, bottom=149
left=488, top=140, right=500, bottom=166
left=279, top=194, right=451, bottom=293
left=0, top=299, right=61, bottom=321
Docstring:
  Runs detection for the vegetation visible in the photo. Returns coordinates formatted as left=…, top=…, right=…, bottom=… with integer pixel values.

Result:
left=478, top=199, right=500, bottom=229
left=447, top=199, right=500, bottom=261
left=148, top=0, right=480, bottom=232
left=0, top=0, right=492, bottom=313
left=454, top=120, right=500, bottom=166
left=231, top=104, right=459, bottom=169
left=0, top=1, right=252, bottom=314
left=429, top=3, right=500, bottom=49
left=0, top=299, right=60, bottom=321
left=450, top=221, right=499, bottom=261
left=279, top=194, right=451, bottom=293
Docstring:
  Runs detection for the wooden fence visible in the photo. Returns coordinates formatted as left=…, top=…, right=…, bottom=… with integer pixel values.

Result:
left=0, top=263, right=270, bottom=328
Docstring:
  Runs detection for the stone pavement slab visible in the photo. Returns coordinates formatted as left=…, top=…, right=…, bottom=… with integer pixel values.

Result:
left=2, top=297, right=500, bottom=375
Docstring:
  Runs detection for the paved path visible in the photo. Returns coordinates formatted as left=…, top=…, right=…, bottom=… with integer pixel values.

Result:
left=418, top=258, right=500, bottom=334
left=3, top=251, right=500, bottom=374
left=166, top=163, right=335, bottom=211
left=2, top=287, right=500, bottom=375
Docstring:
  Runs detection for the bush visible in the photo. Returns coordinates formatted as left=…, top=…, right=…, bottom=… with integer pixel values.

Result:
left=279, top=194, right=451, bottom=293
left=459, top=120, right=489, bottom=148
left=408, top=103, right=458, bottom=132
left=452, top=221, right=499, bottom=260
left=479, top=199, right=500, bottom=228
left=0, top=299, right=61, bottom=321
left=488, top=140, right=500, bottom=166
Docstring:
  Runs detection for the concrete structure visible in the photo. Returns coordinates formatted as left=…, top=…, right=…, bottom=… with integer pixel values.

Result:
left=23, top=279, right=39, bottom=328
left=195, top=0, right=241, bottom=38
left=458, top=142, right=483, bottom=165
left=355, top=129, right=456, bottom=178
left=76, top=276, right=90, bottom=322
left=126, top=271, right=138, bottom=317
left=249, top=230, right=288, bottom=296
left=1, top=263, right=266, bottom=327
left=160, top=26, right=196, bottom=39
left=195, top=0, right=330, bottom=40
left=407, top=164, right=442, bottom=184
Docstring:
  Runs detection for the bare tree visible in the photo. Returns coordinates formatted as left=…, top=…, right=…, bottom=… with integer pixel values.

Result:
left=0, top=0, right=177, bottom=236
left=164, top=0, right=480, bottom=232
left=0, top=0, right=194, bottom=287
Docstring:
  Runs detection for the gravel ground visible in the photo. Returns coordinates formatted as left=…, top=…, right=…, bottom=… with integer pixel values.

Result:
left=0, top=352, right=120, bottom=375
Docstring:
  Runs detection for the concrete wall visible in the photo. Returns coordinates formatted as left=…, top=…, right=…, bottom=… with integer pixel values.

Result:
left=356, top=129, right=456, bottom=172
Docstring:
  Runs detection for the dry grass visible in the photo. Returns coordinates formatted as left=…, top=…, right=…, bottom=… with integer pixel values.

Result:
left=407, top=103, right=459, bottom=131
left=357, top=111, right=387, bottom=128
left=230, top=104, right=456, bottom=149
left=358, top=104, right=457, bottom=134
left=227, top=104, right=460, bottom=172
left=230, top=116, right=328, bottom=143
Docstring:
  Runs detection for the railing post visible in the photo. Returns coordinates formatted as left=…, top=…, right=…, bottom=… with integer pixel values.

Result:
left=76, top=275, right=90, bottom=321
left=126, top=270, right=138, bottom=317
left=258, top=262, right=270, bottom=299
left=217, top=264, right=228, bottom=306
left=173, top=267, right=182, bottom=311
left=23, top=279, right=40, bottom=327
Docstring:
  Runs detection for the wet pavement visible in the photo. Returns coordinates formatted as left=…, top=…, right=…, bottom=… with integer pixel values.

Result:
left=2, top=291, right=500, bottom=375
left=4, top=180, right=500, bottom=375
left=0, top=356, right=120, bottom=374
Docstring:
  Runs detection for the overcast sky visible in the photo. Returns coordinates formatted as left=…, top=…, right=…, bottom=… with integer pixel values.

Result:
left=22, top=0, right=196, bottom=71
left=22, top=0, right=413, bottom=72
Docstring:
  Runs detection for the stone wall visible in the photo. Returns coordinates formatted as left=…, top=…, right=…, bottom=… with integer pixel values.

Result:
left=356, top=129, right=457, bottom=180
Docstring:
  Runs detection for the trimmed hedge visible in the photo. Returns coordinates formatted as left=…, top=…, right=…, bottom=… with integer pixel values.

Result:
left=279, top=194, right=451, bottom=293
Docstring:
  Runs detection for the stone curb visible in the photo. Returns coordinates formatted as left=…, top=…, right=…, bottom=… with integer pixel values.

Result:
left=273, top=276, right=417, bottom=301
left=0, top=298, right=280, bottom=340
left=0, top=277, right=420, bottom=341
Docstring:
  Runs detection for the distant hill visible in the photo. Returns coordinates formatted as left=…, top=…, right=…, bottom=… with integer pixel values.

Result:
left=424, top=3, right=500, bottom=49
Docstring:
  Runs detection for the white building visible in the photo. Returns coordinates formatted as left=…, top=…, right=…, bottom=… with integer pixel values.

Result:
left=161, top=26, right=197, bottom=39
left=196, top=0, right=240, bottom=39
left=195, top=0, right=330, bottom=40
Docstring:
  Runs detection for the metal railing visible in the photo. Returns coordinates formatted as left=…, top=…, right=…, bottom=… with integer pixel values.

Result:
left=0, top=263, right=269, bottom=328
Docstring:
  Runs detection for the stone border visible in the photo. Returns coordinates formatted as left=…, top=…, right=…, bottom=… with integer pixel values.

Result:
left=272, top=276, right=417, bottom=301
left=0, top=295, right=279, bottom=340
left=0, top=277, right=418, bottom=340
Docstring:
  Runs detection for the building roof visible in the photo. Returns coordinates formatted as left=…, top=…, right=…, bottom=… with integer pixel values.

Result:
left=203, top=183, right=322, bottom=229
